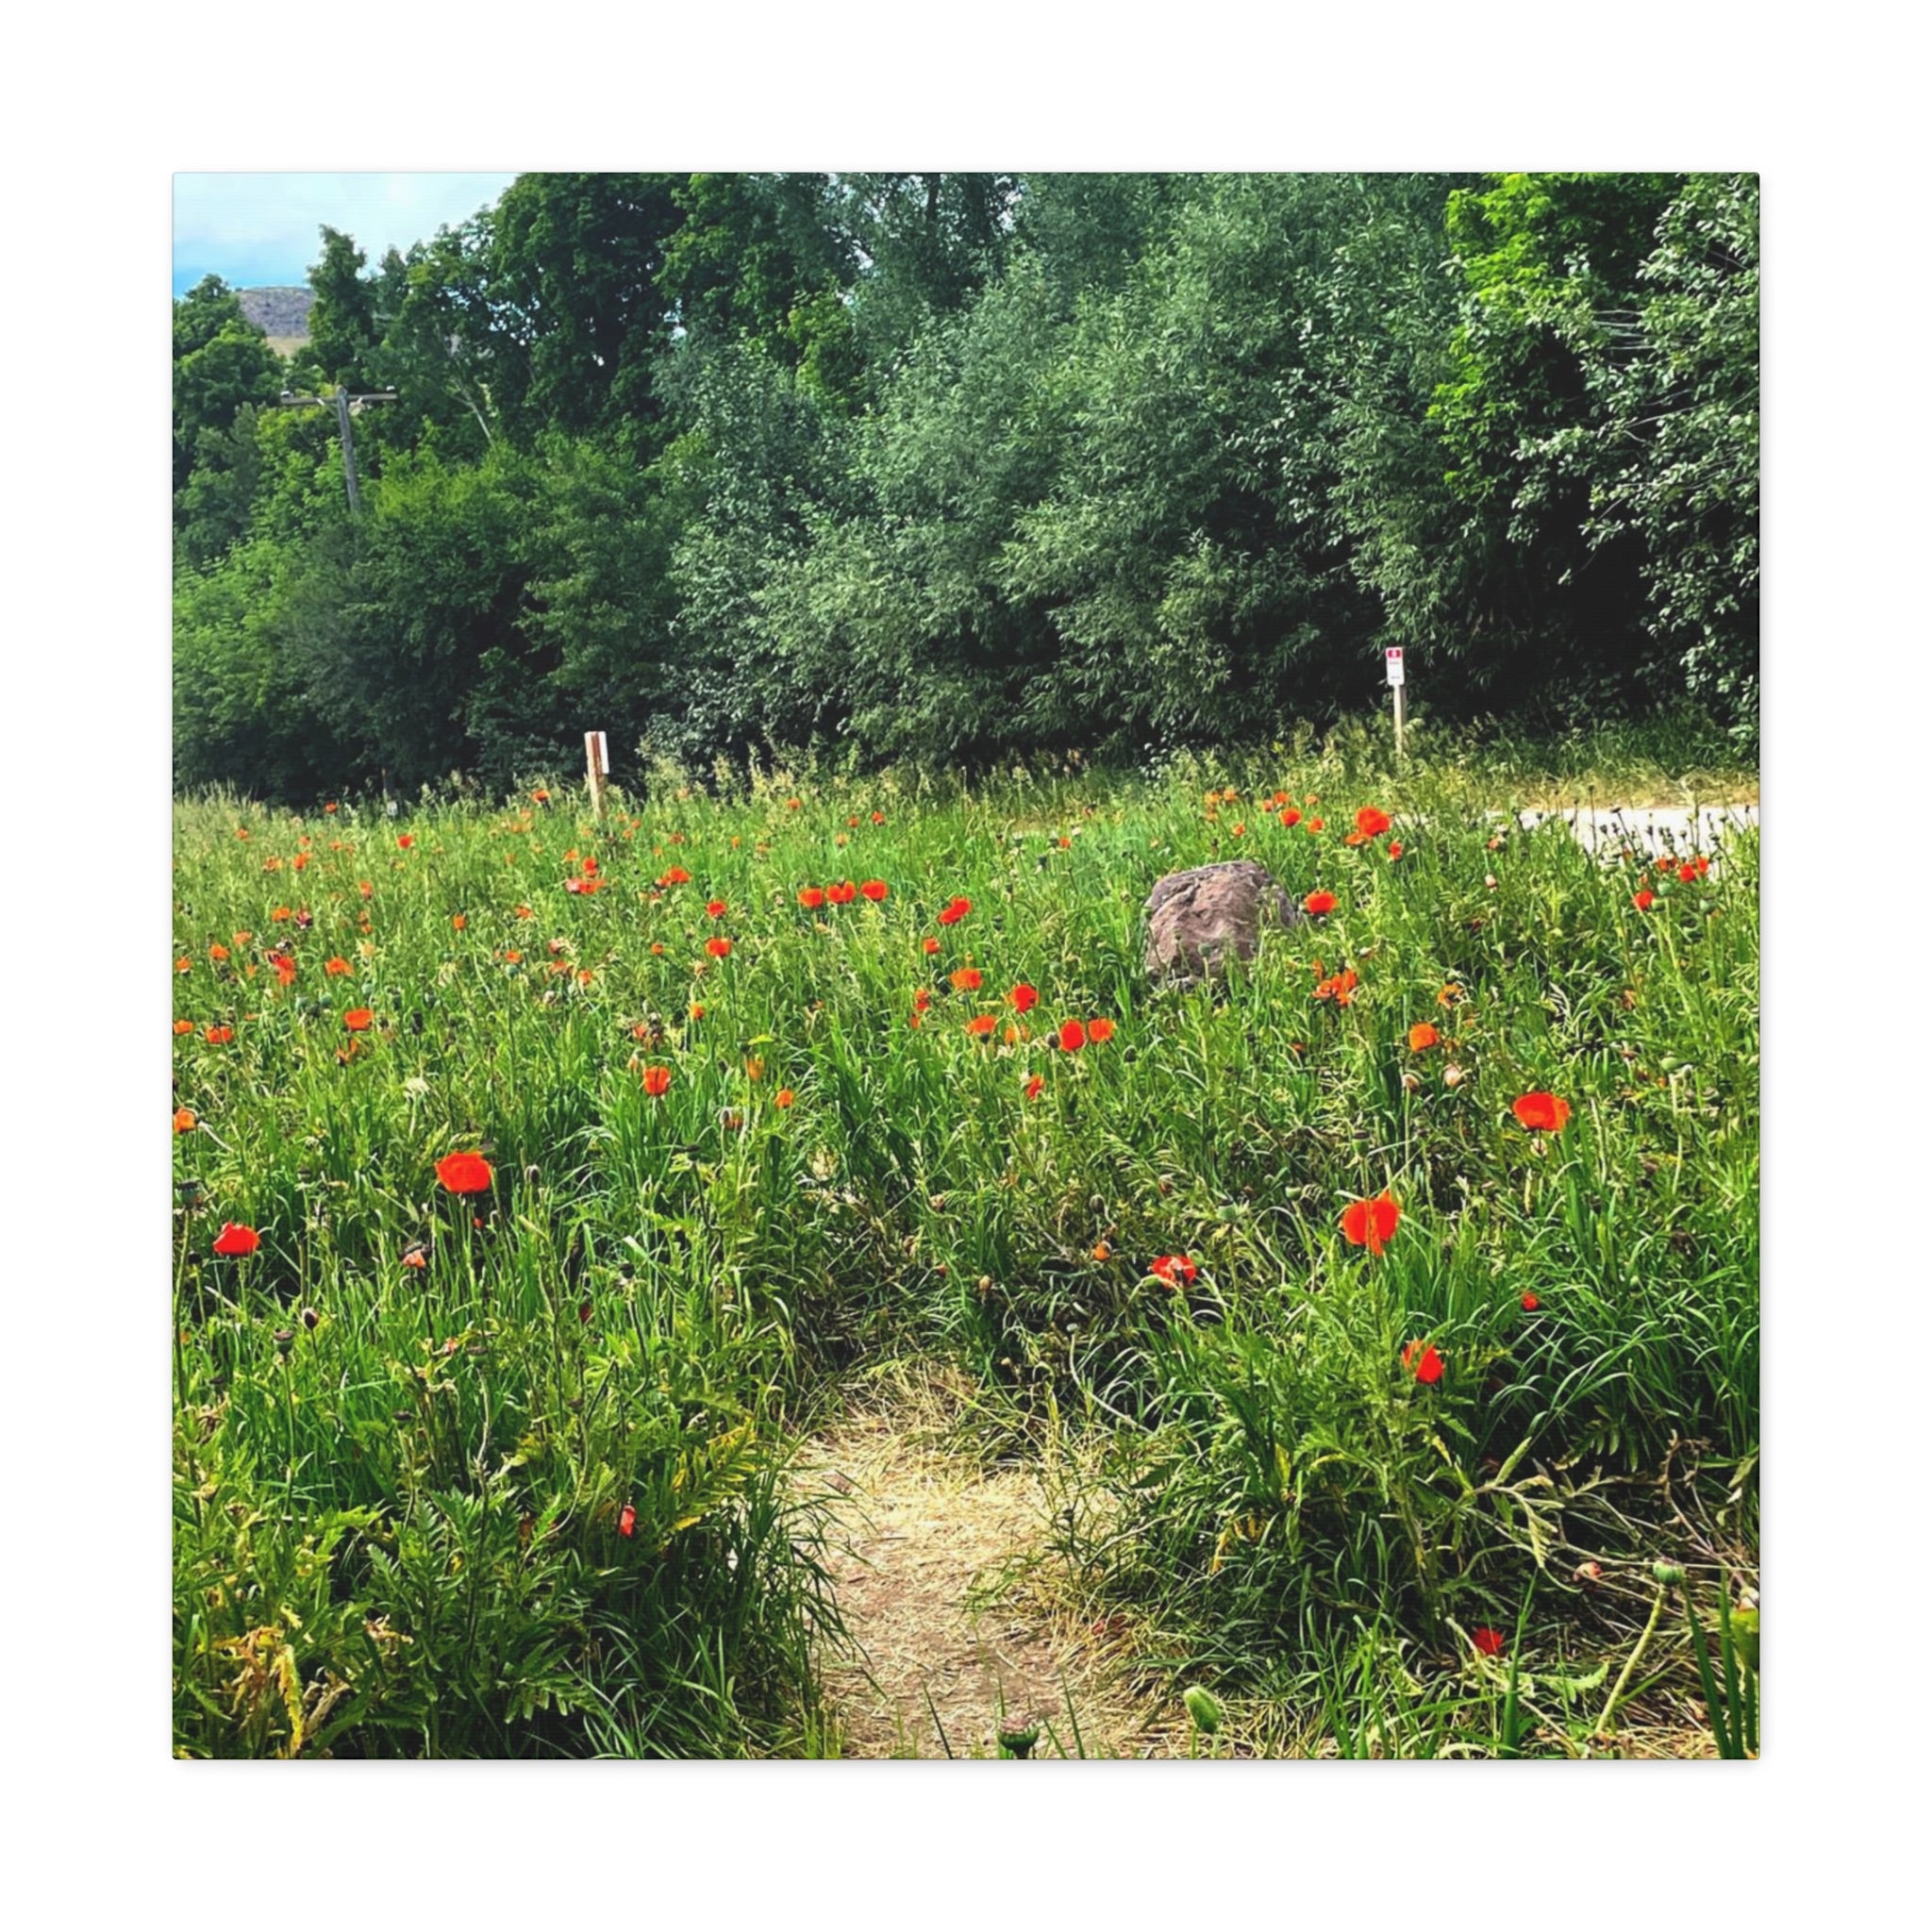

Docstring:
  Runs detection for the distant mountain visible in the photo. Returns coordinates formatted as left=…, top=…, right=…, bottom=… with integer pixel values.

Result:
left=237, top=285, right=313, bottom=352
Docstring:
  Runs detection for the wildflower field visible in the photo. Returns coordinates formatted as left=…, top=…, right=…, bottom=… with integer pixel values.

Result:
left=172, top=734, right=1758, bottom=1758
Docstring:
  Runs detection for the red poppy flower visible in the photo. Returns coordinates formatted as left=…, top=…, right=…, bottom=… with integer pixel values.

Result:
left=1341, top=1191, right=1400, bottom=1255
left=706, top=937, right=732, bottom=958
left=397, top=835, right=413, bottom=850
left=1087, top=1017, right=1116, bottom=1043
left=1388, top=841, right=1404, bottom=861
left=861, top=880, right=889, bottom=902
left=1058, top=1020, right=1088, bottom=1053
left=1512, top=1092, right=1571, bottom=1134
left=208, top=942, right=230, bottom=963
left=1520, top=1292, right=1541, bottom=1312
left=914, top=988, right=933, bottom=1012
left=1024, top=1074, right=1044, bottom=1101
left=966, top=1014, right=997, bottom=1038
left=706, top=899, right=727, bottom=918
left=212, top=1223, right=259, bottom=1257
left=774, top=1089, right=796, bottom=1108
left=828, top=881, right=857, bottom=906
left=641, top=1066, right=672, bottom=1097
left=938, top=897, right=972, bottom=926
left=923, top=937, right=941, bottom=955
left=660, top=866, right=691, bottom=886
left=1010, top=984, right=1039, bottom=1013
left=1150, top=1254, right=1199, bottom=1287
left=1279, top=808, right=1302, bottom=828
left=798, top=886, right=826, bottom=909
left=205, top=1025, right=234, bottom=1045
left=436, top=1151, right=494, bottom=1194
left=402, top=1246, right=428, bottom=1271
left=342, top=1008, right=374, bottom=1032
left=786, top=798, right=802, bottom=810
left=618, top=1503, right=637, bottom=1539
left=1633, top=890, right=1656, bottom=911
left=1407, top=1022, right=1439, bottom=1052
left=1401, top=1340, right=1443, bottom=1386
left=1471, top=1625, right=1506, bottom=1657
left=1355, top=806, right=1392, bottom=838
left=1304, top=891, right=1339, bottom=917
left=271, top=956, right=298, bottom=988
left=950, top=967, right=984, bottom=992
left=325, top=957, right=351, bottom=976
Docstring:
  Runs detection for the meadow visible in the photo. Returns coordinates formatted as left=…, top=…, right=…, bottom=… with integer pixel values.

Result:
left=171, top=724, right=1758, bottom=1758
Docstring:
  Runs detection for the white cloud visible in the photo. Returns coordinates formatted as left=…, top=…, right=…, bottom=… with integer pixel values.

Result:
left=174, top=172, right=518, bottom=287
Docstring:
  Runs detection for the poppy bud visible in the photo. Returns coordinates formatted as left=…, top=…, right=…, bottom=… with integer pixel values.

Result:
left=997, top=1723, right=1040, bottom=1759
left=1183, top=1687, right=1222, bottom=1735
left=1653, top=1560, right=1687, bottom=1588
left=300, top=1307, right=320, bottom=1330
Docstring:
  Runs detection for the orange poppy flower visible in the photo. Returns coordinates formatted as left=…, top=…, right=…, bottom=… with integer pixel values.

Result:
left=1340, top=1191, right=1400, bottom=1255
left=1024, top=1074, right=1044, bottom=1101
left=1150, top=1254, right=1199, bottom=1287
left=660, top=866, right=691, bottom=886
left=774, top=1089, right=796, bottom=1108
left=436, top=1151, right=494, bottom=1194
left=798, top=887, right=826, bottom=909
left=1407, top=1023, right=1439, bottom=1052
left=1058, top=1020, right=1087, bottom=1053
left=950, top=967, right=984, bottom=992
left=1091, top=1239, right=1110, bottom=1259
left=1437, top=984, right=1462, bottom=1007
left=175, top=957, right=192, bottom=974
left=914, top=988, right=933, bottom=1012
left=1304, top=891, right=1338, bottom=916
left=205, top=1025, right=233, bottom=1045
left=641, top=1066, right=672, bottom=1097
left=1355, top=806, right=1392, bottom=838
left=343, top=1008, right=374, bottom=1032
left=860, top=879, right=889, bottom=902
left=325, top=957, right=351, bottom=976
left=208, top=943, right=230, bottom=963
left=938, top=897, right=972, bottom=926
left=1388, top=841, right=1404, bottom=861
left=786, top=798, right=802, bottom=810
left=452, top=913, right=468, bottom=931
left=174, top=1019, right=194, bottom=1036
left=271, top=956, right=298, bottom=988
left=966, top=1014, right=997, bottom=1038
left=1512, top=1092, right=1571, bottom=1133
left=923, top=937, right=941, bottom=955
left=174, top=1108, right=196, bottom=1134
left=212, top=1223, right=259, bottom=1257
left=828, top=881, right=857, bottom=906
left=1401, top=1340, right=1443, bottom=1385
left=1279, top=808, right=1302, bottom=828
left=706, top=899, right=727, bottom=918
left=1313, top=969, right=1357, bottom=1005
left=1087, top=1017, right=1115, bottom=1043
left=689, top=1003, right=706, bottom=1020
left=706, top=937, right=732, bottom=958
left=1633, top=890, right=1656, bottom=910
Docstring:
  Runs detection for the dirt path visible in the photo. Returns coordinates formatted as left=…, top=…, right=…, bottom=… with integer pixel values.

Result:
left=794, top=1374, right=1161, bottom=1759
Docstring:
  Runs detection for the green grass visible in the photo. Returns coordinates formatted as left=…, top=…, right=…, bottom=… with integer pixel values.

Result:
left=172, top=725, right=1757, bottom=1757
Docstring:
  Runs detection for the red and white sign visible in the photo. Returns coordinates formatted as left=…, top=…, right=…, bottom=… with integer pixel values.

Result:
left=1385, top=648, right=1406, bottom=688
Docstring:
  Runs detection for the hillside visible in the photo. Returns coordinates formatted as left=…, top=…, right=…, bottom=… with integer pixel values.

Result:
left=236, top=284, right=312, bottom=354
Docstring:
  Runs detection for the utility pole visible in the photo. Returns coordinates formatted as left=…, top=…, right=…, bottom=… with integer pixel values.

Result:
left=278, top=388, right=397, bottom=513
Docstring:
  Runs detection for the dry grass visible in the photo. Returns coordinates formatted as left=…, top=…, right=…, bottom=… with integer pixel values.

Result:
left=793, top=1365, right=1173, bottom=1758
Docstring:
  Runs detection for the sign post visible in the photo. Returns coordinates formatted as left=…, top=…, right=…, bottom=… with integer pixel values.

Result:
left=585, top=730, right=610, bottom=823
left=1385, top=648, right=1407, bottom=762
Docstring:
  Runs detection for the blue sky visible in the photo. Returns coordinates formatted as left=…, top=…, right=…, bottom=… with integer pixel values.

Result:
left=173, top=173, right=518, bottom=295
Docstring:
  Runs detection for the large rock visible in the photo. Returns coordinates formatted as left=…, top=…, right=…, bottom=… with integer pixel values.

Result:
left=1142, top=859, right=1303, bottom=984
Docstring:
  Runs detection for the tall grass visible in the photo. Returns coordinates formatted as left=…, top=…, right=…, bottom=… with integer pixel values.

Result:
left=173, top=725, right=1757, bottom=1756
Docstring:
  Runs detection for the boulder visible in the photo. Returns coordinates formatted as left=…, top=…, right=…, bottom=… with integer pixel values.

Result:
left=1142, top=858, right=1302, bottom=984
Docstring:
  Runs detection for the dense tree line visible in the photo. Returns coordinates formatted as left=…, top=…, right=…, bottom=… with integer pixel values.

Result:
left=173, top=172, right=1758, bottom=801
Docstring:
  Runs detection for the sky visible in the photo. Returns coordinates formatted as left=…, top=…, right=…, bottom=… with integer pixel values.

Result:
left=173, top=172, right=518, bottom=295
